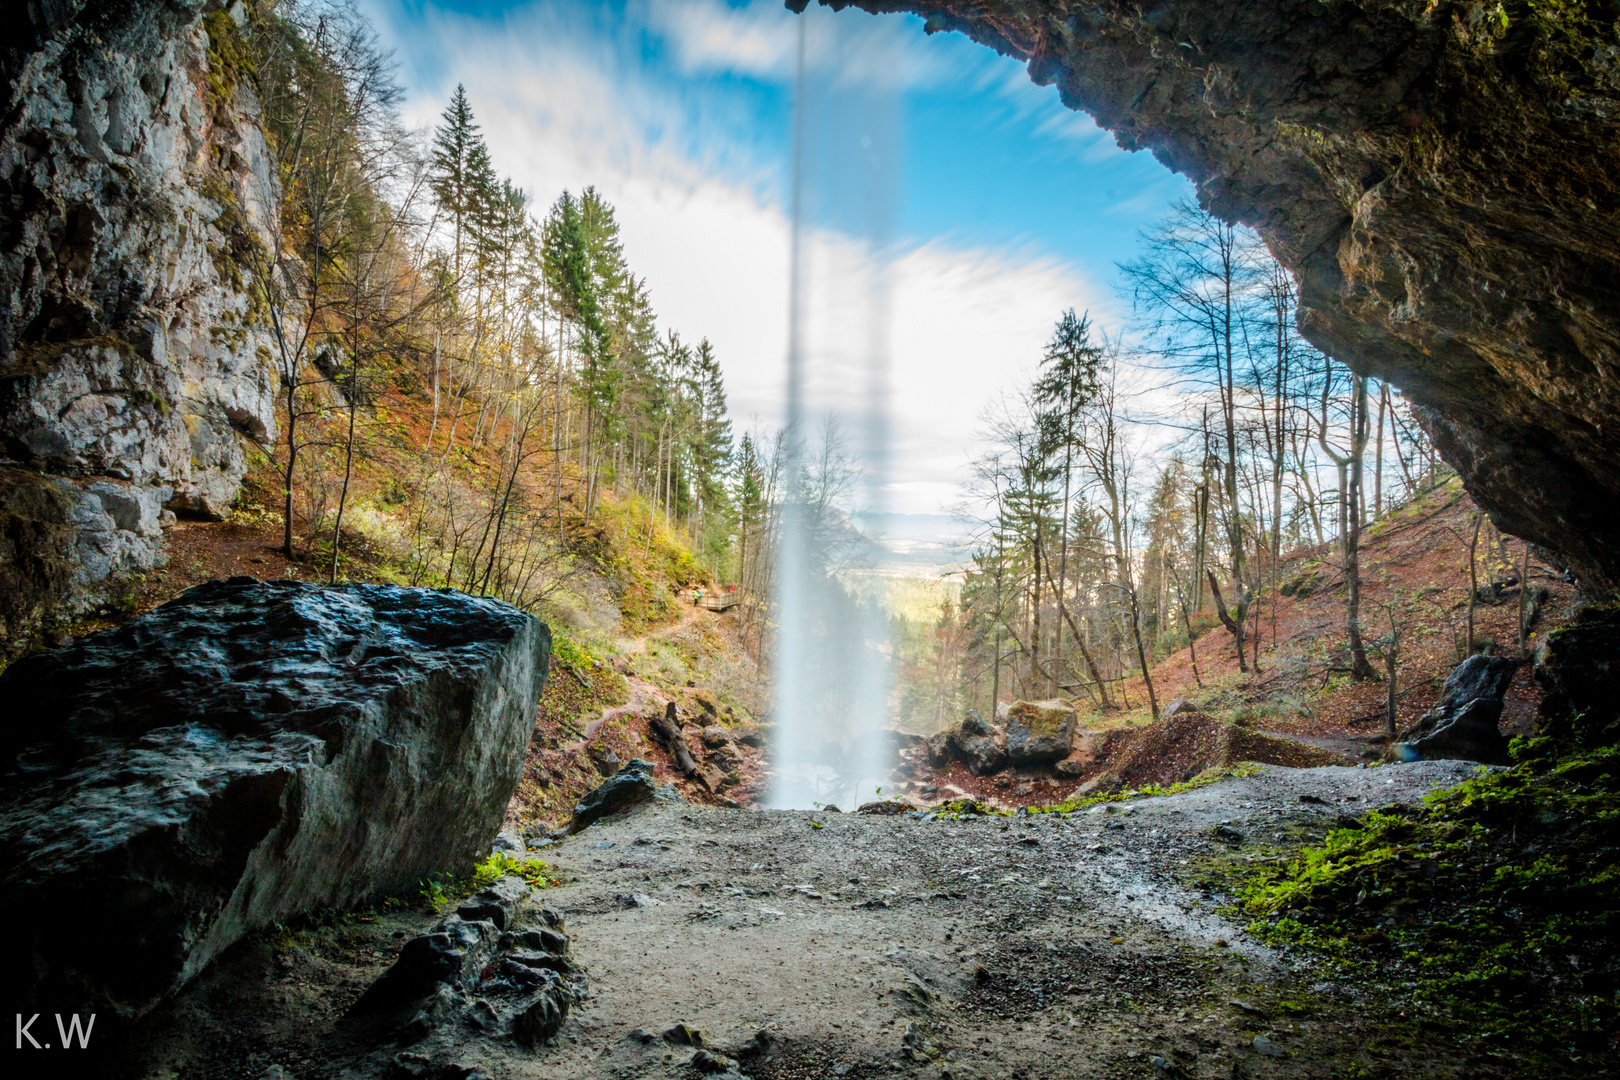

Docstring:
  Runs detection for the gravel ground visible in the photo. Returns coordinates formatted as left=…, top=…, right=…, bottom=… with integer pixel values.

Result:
left=518, top=759, right=1502, bottom=1080
left=118, top=759, right=1529, bottom=1080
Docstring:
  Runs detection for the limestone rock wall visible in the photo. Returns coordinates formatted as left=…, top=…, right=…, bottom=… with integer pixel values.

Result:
left=813, top=0, right=1620, bottom=592
left=0, top=0, right=279, bottom=626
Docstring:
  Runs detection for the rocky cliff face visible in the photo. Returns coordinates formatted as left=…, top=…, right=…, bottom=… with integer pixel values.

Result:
left=810, top=0, right=1620, bottom=593
left=0, top=0, right=277, bottom=640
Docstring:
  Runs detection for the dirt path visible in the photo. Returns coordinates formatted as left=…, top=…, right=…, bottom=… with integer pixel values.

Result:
left=570, top=601, right=712, bottom=749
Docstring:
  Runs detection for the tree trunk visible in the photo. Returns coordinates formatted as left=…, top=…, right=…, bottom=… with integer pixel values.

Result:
left=1466, top=512, right=1481, bottom=655
left=1206, top=569, right=1249, bottom=674
left=1345, top=376, right=1377, bottom=680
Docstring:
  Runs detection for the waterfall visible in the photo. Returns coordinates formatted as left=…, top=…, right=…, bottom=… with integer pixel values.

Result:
left=768, top=9, right=899, bottom=811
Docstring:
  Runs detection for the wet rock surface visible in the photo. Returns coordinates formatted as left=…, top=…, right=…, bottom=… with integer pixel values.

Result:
left=815, top=0, right=1620, bottom=595
left=0, top=578, right=550, bottom=1020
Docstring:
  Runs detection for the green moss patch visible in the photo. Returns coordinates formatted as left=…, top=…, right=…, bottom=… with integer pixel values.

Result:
left=1238, top=740, right=1620, bottom=1066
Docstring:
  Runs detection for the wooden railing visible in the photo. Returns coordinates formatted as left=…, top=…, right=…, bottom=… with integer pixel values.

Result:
left=692, top=588, right=743, bottom=612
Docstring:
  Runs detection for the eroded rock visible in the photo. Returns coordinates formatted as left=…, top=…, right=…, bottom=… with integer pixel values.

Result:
left=1536, top=606, right=1620, bottom=748
left=353, top=877, right=582, bottom=1051
left=1, top=2, right=282, bottom=619
left=1396, top=654, right=1516, bottom=763
left=0, top=578, right=550, bottom=1020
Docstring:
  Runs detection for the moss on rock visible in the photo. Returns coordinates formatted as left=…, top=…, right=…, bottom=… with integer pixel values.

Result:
left=0, top=467, right=76, bottom=661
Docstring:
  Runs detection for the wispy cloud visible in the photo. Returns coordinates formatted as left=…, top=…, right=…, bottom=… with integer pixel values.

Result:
left=644, top=0, right=949, bottom=91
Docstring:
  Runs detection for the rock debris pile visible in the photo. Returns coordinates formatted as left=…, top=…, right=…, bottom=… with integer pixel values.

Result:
left=351, top=876, right=586, bottom=1071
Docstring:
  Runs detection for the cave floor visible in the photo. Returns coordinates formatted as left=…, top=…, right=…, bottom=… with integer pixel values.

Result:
left=121, top=760, right=1555, bottom=1080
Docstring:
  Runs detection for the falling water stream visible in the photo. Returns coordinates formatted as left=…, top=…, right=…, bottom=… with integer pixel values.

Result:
left=768, top=11, right=900, bottom=811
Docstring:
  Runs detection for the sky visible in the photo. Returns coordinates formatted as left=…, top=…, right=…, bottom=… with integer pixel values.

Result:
left=362, top=0, right=1196, bottom=523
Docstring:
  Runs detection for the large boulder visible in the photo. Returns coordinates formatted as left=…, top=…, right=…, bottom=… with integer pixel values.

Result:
left=1004, top=699, right=1077, bottom=765
left=1396, top=654, right=1518, bottom=764
left=0, top=578, right=550, bottom=1021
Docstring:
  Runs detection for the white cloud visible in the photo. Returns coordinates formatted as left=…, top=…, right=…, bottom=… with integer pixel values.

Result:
left=644, top=0, right=949, bottom=91
left=645, top=0, right=796, bottom=77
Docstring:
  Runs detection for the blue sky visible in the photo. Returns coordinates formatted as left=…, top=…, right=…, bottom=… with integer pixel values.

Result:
left=362, top=0, right=1195, bottom=517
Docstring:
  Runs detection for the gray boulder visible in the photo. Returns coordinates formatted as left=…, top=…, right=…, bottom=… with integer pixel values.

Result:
left=956, top=735, right=1008, bottom=777
left=0, top=578, right=550, bottom=1021
left=569, top=758, right=681, bottom=833
left=1396, top=654, right=1518, bottom=764
left=1003, top=700, right=1077, bottom=764
left=960, top=709, right=993, bottom=738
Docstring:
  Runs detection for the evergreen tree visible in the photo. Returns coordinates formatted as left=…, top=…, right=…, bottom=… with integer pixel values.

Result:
left=688, top=336, right=733, bottom=529
left=429, top=84, right=485, bottom=282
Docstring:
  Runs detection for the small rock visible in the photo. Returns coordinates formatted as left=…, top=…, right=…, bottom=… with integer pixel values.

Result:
left=663, top=1022, right=704, bottom=1046
left=730, top=1028, right=779, bottom=1062
left=1150, top=1055, right=1191, bottom=1078
left=464, top=997, right=500, bottom=1031
left=570, top=758, right=681, bottom=833
left=857, top=800, right=915, bottom=815
left=691, top=1048, right=741, bottom=1074
left=628, top=1027, right=656, bottom=1044
left=628, top=893, right=665, bottom=908
left=1213, top=824, right=1244, bottom=844
left=1252, top=1034, right=1286, bottom=1058
left=456, top=876, right=532, bottom=931
left=510, top=972, right=572, bottom=1046
left=586, top=744, right=621, bottom=777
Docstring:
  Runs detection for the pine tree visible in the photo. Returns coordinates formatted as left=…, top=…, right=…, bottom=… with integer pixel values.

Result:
left=429, top=84, right=485, bottom=282
left=689, top=337, right=733, bottom=525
